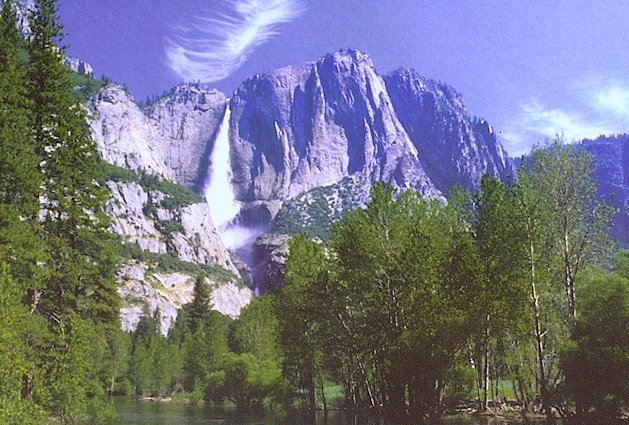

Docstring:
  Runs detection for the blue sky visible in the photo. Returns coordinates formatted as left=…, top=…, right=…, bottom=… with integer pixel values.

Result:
left=59, top=0, right=629, bottom=155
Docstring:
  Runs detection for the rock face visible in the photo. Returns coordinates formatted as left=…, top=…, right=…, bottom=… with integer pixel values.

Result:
left=89, top=83, right=252, bottom=332
left=230, top=49, right=440, bottom=209
left=12, top=0, right=35, bottom=36
left=228, top=49, right=514, bottom=224
left=384, top=69, right=514, bottom=194
left=117, top=263, right=252, bottom=335
left=251, top=233, right=291, bottom=290
left=89, top=83, right=226, bottom=189
left=222, top=50, right=515, bottom=288
left=64, top=57, right=94, bottom=76
left=105, top=180, right=237, bottom=271
left=147, top=85, right=227, bottom=190
left=89, top=48, right=519, bottom=319
left=90, top=86, right=176, bottom=180
left=581, top=134, right=629, bottom=246
left=90, top=50, right=514, bottom=234
left=105, top=177, right=247, bottom=332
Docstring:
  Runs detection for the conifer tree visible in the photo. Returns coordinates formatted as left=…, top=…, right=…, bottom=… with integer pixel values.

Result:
left=0, top=0, right=45, bottom=292
left=26, top=0, right=119, bottom=327
left=0, top=263, right=45, bottom=425
left=189, top=273, right=211, bottom=333
left=0, top=0, right=48, bottom=407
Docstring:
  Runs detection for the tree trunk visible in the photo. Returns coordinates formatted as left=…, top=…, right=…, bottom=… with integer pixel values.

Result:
left=21, top=368, right=34, bottom=399
left=483, top=330, right=489, bottom=412
left=530, top=241, right=552, bottom=422
left=318, top=374, right=327, bottom=412
left=525, top=214, right=553, bottom=422
left=110, top=361, right=118, bottom=396
left=563, top=229, right=576, bottom=319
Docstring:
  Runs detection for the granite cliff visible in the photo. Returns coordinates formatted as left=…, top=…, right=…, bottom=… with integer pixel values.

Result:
left=88, top=49, right=517, bottom=294
left=89, top=86, right=251, bottom=334
left=580, top=134, right=629, bottom=246
left=228, top=50, right=514, bottom=232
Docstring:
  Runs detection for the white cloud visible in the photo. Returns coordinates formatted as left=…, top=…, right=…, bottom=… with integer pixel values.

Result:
left=165, top=0, right=304, bottom=83
left=520, top=100, right=608, bottom=141
left=594, top=82, right=629, bottom=119
left=502, top=78, right=629, bottom=155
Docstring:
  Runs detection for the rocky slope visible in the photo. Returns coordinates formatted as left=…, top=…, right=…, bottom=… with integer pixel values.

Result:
left=89, top=83, right=226, bottom=189
left=146, top=85, right=227, bottom=191
left=384, top=68, right=513, bottom=194
left=99, top=164, right=251, bottom=334
left=229, top=50, right=440, bottom=210
left=580, top=134, right=629, bottom=246
left=118, top=263, right=251, bottom=335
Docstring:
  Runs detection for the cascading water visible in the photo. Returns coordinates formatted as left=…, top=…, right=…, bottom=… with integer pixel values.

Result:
left=204, top=104, right=261, bottom=250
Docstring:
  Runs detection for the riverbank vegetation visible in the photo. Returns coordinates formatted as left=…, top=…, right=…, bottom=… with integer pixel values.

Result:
left=277, top=144, right=627, bottom=424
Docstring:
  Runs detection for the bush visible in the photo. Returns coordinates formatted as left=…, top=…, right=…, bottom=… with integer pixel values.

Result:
left=221, top=352, right=282, bottom=410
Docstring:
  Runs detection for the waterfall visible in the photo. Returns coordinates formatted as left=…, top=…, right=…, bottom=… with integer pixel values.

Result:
left=204, top=104, right=260, bottom=250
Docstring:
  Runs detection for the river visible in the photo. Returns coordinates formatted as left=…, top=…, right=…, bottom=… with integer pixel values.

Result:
left=111, top=398, right=551, bottom=425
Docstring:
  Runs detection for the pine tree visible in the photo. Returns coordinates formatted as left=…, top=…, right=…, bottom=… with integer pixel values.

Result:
left=26, top=0, right=119, bottom=328
left=0, top=0, right=45, bottom=292
left=0, top=263, right=45, bottom=425
left=189, top=273, right=211, bottom=333
left=13, top=1, right=121, bottom=419
left=0, top=0, right=49, bottom=407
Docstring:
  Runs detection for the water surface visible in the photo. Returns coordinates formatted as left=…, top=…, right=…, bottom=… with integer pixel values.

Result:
left=112, top=397, right=548, bottom=425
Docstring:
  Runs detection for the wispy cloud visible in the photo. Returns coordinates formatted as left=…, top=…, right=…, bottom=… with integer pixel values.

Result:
left=503, top=77, right=629, bottom=155
left=594, top=82, right=629, bottom=119
left=519, top=100, right=608, bottom=141
left=165, top=0, right=304, bottom=83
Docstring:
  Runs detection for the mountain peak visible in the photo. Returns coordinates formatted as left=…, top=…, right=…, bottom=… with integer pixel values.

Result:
left=322, top=48, right=373, bottom=65
left=386, top=67, right=464, bottom=106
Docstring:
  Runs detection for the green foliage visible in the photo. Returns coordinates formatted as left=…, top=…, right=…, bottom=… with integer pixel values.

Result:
left=278, top=182, right=483, bottom=420
left=156, top=219, right=184, bottom=236
left=27, top=0, right=120, bottom=327
left=221, top=352, right=282, bottom=409
left=116, top=283, right=286, bottom=410
left=189, top=274, right=212, bottom=333
left=119, top=242, right=237, bottom=283
left=522, top=139, right=616, bottom=318
left=181, top=310, right=230, bottom=399
left=96, top=161, right=205, bottom=210
left=277, top=233, right=326, bottom=410
left=138, top=173, right=205, bottom=210
left=0, top=1, right=122, bottom=422
left=272, top=177, right=367, bottom=240
left=0, top=264, right=46, bottom=424
left=69, top=71, right=107, bottom=102
left=230, top=295, right=280, bottom=362
left=95, top=160, right=141, bottom=185
left=137, top=86, right=177, bottom=109
left=560, top=252, right=629, bottom=420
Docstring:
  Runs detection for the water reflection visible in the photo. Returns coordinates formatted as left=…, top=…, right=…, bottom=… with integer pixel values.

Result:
left=112, top=398, right=551, bottom=425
